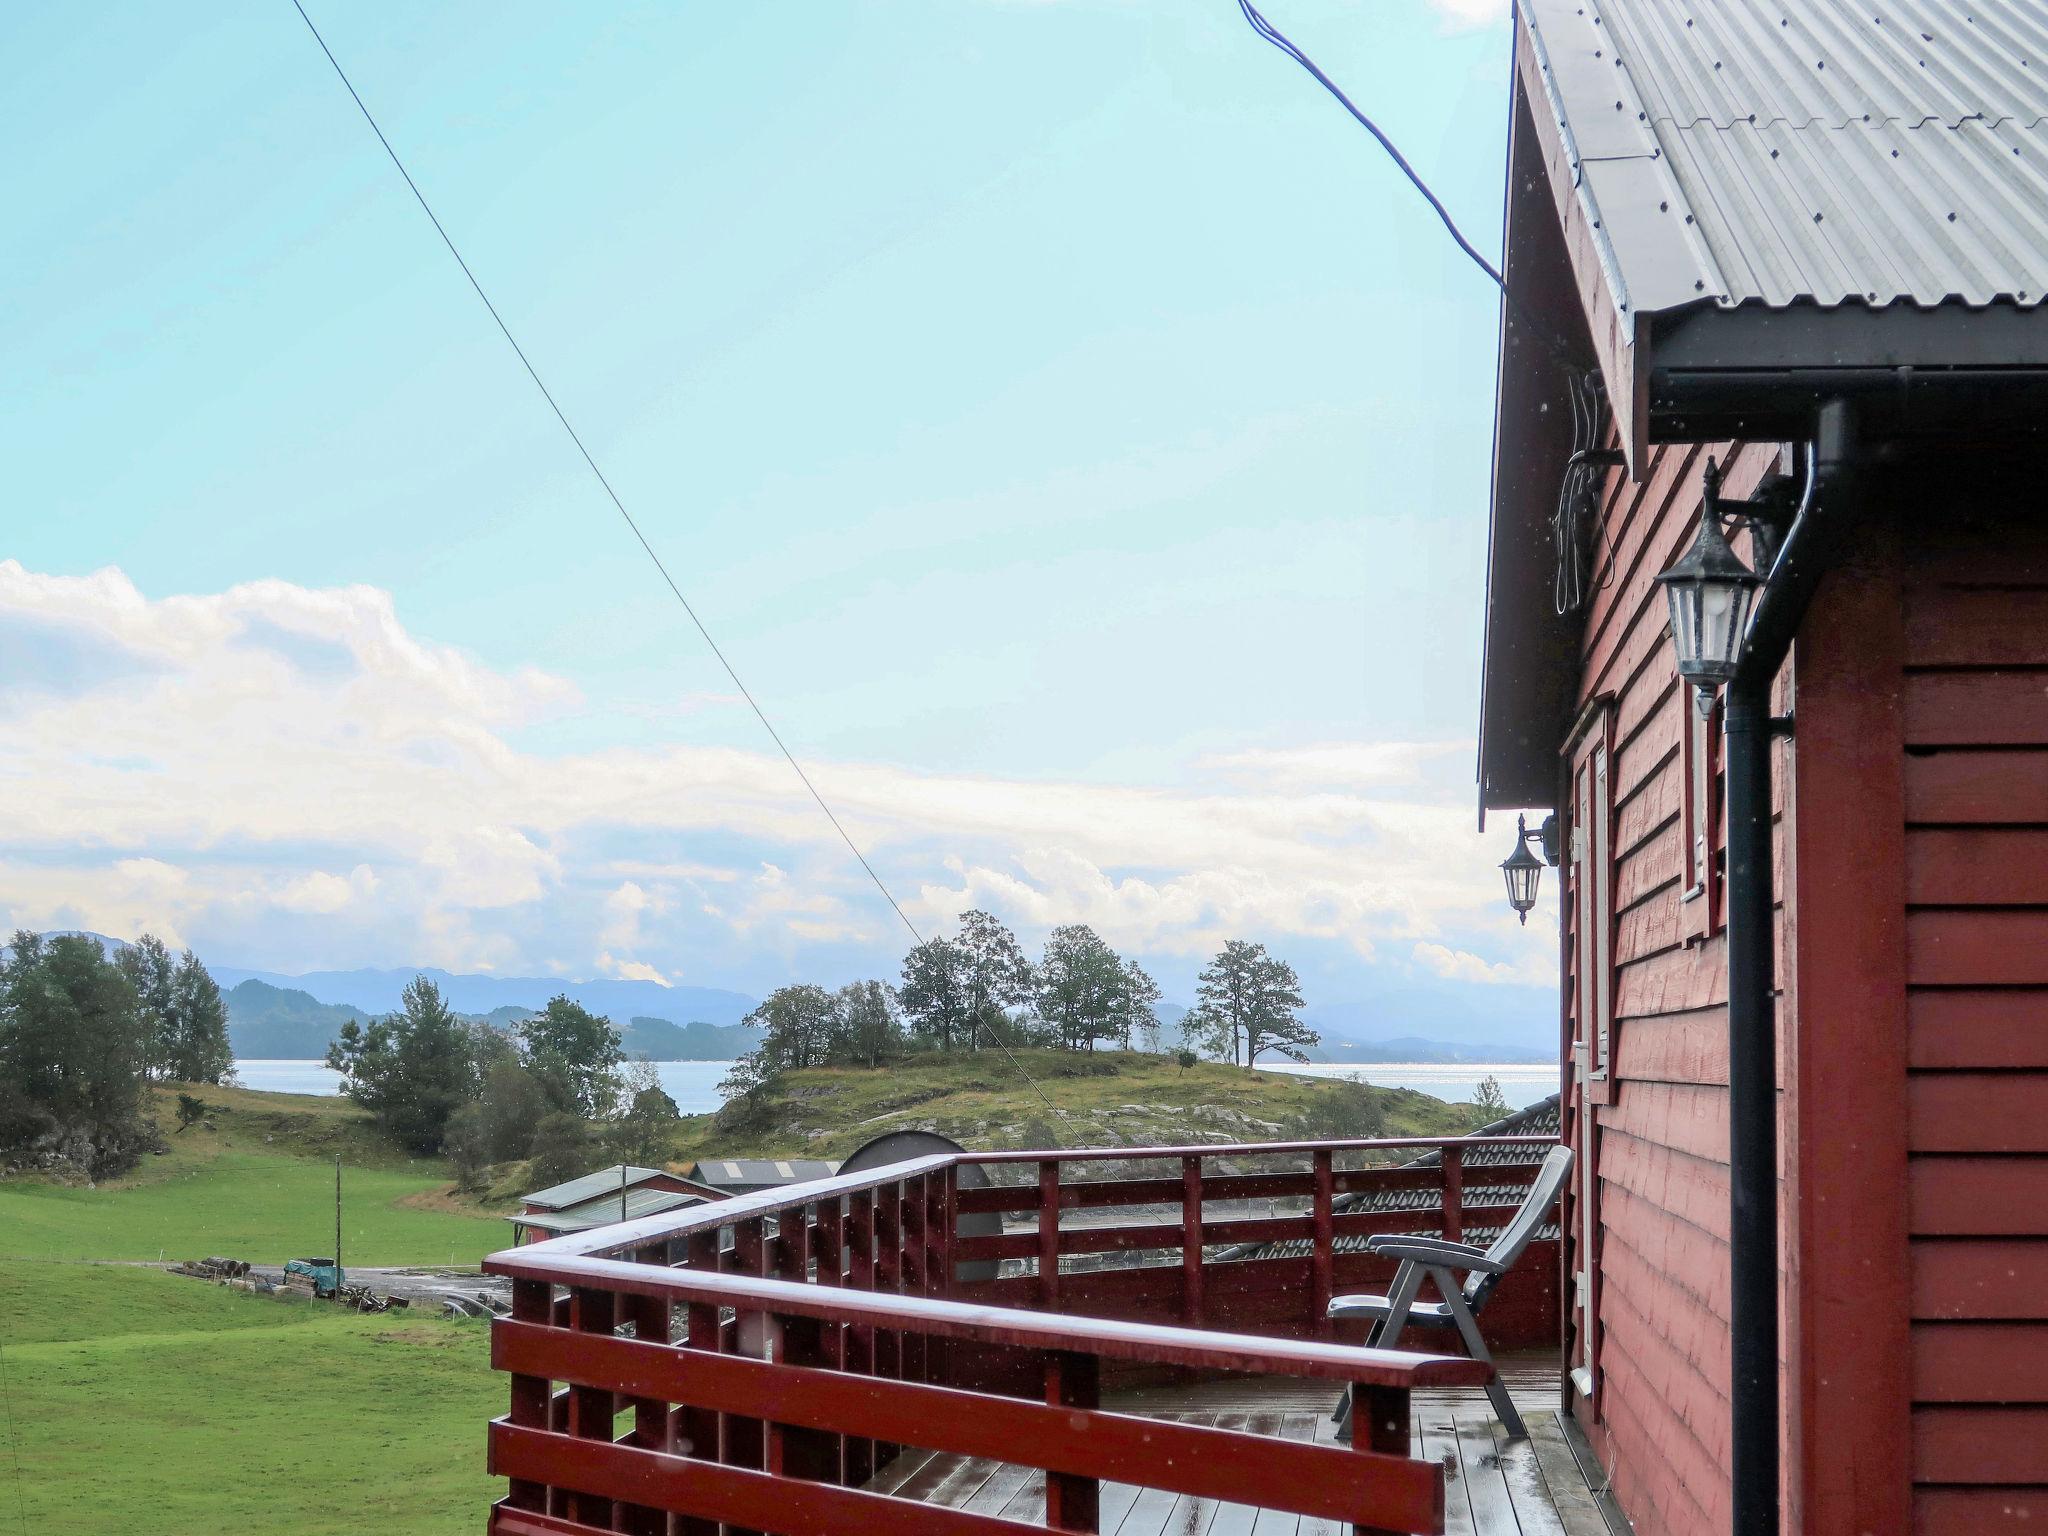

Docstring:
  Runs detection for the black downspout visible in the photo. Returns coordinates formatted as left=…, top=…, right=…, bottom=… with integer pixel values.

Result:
left=1724, top=399, right=1858, bottom=1536
left=1723, top=675, right=1779, bottom=1536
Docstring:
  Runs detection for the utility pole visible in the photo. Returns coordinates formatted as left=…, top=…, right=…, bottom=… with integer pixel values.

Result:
left=334, top=1154, right=343, bottom=1298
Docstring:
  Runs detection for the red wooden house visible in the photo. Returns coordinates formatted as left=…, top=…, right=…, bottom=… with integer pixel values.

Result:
left=472, top=7, right=2048, bottom=1535
left=1480, top=4, right=2048, bottom=1534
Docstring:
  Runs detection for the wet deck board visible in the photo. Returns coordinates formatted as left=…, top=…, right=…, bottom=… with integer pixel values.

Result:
left=865, top=1374, right=1618, bottom=1536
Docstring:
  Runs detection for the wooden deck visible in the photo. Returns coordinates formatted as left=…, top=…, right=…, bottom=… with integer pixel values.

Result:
left=866, top=1362, right=1624, bottom=1535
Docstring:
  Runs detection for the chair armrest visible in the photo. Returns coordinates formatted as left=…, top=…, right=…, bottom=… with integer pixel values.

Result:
left=1364, top=1236, right=1505, bottom=1274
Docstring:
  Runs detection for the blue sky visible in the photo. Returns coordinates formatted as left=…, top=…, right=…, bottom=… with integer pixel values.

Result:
left=1, top=0, right=1557, bottom=1047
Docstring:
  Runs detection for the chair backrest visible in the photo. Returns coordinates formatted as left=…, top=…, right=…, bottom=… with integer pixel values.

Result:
left=1465, top=1143, right=1574, bottom=1308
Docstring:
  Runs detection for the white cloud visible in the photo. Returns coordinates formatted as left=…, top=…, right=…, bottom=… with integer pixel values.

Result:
left=1411, top=940, right=1550, bottom=987
left=1427, top=0, right=1510, bottom=30
left=595, top=951, right=671, bottom=986
left=276, top=865, right=380, bottom=915
left=0, top=562, right=1550, bottom=992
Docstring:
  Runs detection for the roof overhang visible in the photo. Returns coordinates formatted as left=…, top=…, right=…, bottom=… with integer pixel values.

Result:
left=1479, top=12, right=2048, bottom=822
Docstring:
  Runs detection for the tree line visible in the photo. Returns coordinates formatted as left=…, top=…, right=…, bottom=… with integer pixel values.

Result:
left=325, top=977, right=681, bottom=1188
left=723, top=911, right=1319, bottom=1098
left=0, top=931, right=232, bottom=1179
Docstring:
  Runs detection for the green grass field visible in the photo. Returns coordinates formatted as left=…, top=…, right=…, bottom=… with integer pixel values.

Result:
left=0, top=1084, right=510, bottom=1266
left=0, top=1261, right=500, bottom=1534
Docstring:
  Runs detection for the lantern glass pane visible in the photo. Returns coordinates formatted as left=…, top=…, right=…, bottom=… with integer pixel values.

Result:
left=1504, top=861, right=1540, bottom=911
left=1701, top=580, right=1736, bottom=666
left=1665, top=581, right=1702, bottom=668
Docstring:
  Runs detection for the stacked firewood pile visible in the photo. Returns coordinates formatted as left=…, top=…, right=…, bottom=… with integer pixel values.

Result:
left=170, top=1256, right=251, bottom=1280
left=338, top=1283, right=411, bottom=1314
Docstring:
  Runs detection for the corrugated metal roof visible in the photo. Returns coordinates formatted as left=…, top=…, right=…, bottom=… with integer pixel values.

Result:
left=513, top=1186, right=706, bottom=1235
left=522, top=1163, right=669, bottom=1210
left=1523, top=0, right=2048, bottom=314
left=686, top=1158, right=840, bottom=1188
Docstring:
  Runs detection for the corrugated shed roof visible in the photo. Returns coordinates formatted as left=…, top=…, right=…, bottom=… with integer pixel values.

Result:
left=522, top=1164, right=669, bottom=1211
left=687, top=1158, right=839, bottom=1188
left=513, top=1186, right=706, bottom=1236
left=1523, top=0, right=2048, bottom=314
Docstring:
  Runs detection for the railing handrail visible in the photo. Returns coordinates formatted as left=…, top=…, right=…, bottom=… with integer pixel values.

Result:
left=959, top=1133, right=1557, bottom=1163
left=490, top=1132, right=1559, bottom=1263
left=481, top=1252, right=1495, bottom=1389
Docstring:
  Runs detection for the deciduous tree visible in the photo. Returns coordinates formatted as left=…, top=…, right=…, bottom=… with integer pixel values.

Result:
left=1193, top=941, right=1316, bottom=1066
left=833, top=980, right=903, bottom=1068
left=517, top=996, right=625, bottom=1118
left=955, top=910, right=1033, bottom=1052
left=899, top=938, right=970, bottom=1051
left=0, top=931, right=157, bottom=1177
left=326, top=975, right=481, bottom=1154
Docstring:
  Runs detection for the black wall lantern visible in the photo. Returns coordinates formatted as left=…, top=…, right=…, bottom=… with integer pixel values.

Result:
left=1499, top=813, right=1557, bottom=924
left=1656, top=458, right=1763, bottom=700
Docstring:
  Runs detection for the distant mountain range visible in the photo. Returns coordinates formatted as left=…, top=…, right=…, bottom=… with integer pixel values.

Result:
left=222, top=979, right=762, bottom=1062
left=22, top=932, right=1550, bottom=1067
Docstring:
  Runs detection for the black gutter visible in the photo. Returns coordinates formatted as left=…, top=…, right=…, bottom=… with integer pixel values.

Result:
left=1723, top=399, right=1858, bottom=1536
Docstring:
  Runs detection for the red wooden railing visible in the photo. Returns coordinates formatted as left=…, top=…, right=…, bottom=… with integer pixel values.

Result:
left=483, top=1134, right=1557, bottom=1536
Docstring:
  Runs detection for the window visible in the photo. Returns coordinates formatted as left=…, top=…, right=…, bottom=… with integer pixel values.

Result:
left=1679, top=688, right=1724, bottom=941
left=1569, top=710, right=1614, bottom=1082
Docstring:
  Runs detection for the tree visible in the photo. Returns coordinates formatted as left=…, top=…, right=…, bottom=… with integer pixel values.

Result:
left=474, top=1058, right=551, bottom=1162
left=116, top=934, right=178, bottom=1078
left=0, top=931, right=158, bottom=1178
left=165, top=950, right=233, bottom=1085
left=955, top=910, right=1033, bottom=1051
left=1193, top=941, right=1316, bottom=1066
left=1472, top=1074, right=1512, bottom=1121
left=744, top=985, right=838, bottom=1074
left=612, top=1060, right=680, bottom=1165
left=325, top=975, right=481, bottom=1154
left=899, top=938, right=971, bottom=1051
left=1035, top=926, right=1159, bottom=1052
left=832, top=980, right=903, bottom=1068
left=527, top=1110, right=597, bottom=1187
left=175, top=1093, right=209, bottom=1132
left=517, top=995, right=625, bottom=1118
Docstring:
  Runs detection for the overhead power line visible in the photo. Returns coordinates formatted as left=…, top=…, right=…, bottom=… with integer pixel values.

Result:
left=284, top=0, right=1074, bottom=1134
left=1236, top=0, right=1588, bottom=371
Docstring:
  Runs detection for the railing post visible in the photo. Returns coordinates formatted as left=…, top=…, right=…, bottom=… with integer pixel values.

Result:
left=771, top=1208, right=840, bottom=1485
left=1352, top=1383, right=1413, bottom=1536
left=844, top=1187, right=879, bottom=1482
left=725, top=1218, right=769, bottom=1535
left=678, top=1229, right=722, bottom=1536
left=1312, top=1148, right=1336, bottom=1339
left=1037, top=1159, right=1062, bottom=1309
left=902, top=1174, right=929, bottom=1382
left=504, top=1279, right=553, bottom=1515
left=933, top=1164, right=956, bottom=1300
left=1441, top=1144, right=1465, bottom=1245
left=1181, top=1155, right=1204, bottom=1327
left=1044, top=1349, right=1101, bottom=1532
left=613, top=1244, right=672, bottom=1536
left=565, top=1285, right=617, bottom=1530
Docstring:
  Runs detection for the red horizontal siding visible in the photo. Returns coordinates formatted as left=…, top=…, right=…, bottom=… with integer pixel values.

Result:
left=1914, top=1406, right=2048, bottom=1482
left=1915, top=1487, right=2048, bottom=1535
left=1911, top=1323, right=2048, bottom=1402
left=1904, top=672, right=2048, bottom=747
left=1909, top=990, right=2048, bottom=1070
left=1910, top=1158, right=2048, bottom=1235
left=1912, top=1241, right=2048, bottom=1320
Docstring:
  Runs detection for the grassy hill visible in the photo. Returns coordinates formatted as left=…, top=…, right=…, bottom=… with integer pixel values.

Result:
left=682, top=1049, right=1488, bottom=1162
left=1, top=1260, right=497, bottom=1534
left=0, top=1082, right=510, bottom=1265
